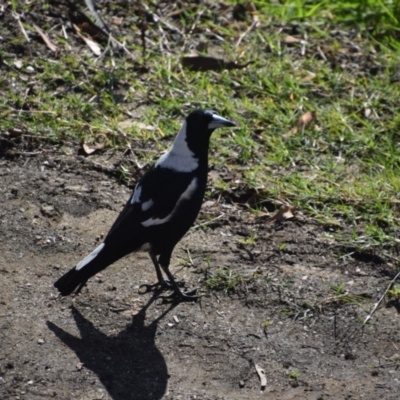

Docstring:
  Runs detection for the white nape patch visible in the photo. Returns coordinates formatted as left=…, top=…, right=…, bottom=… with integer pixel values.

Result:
left=130, top=184, right=142, bottom=205
left=155, top=122, right=199, bottom=173
left=75, top=243, right=105, bottom=271
left=142, top=199, right=154, bottom=212
left=141, top=177, right=198, bottom=227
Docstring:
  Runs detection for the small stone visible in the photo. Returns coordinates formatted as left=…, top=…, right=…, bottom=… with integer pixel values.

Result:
left=239, top=380, right=245, bottom=388
left=37, top=339, right=45, bottom=345
left=41, top=204, right=57, bottom=218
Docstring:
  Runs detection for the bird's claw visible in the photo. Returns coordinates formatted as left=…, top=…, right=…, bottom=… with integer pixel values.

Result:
left=138, top=282, right=160, bottom=294
left=138, top=279, right=185, bottom=294
left=158, top=288, right=199, bottom=302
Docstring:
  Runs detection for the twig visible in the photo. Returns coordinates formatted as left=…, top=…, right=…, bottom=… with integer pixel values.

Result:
left=84, top=0, right=110, bottom=34
left=363, top=270, right=400, bottom=326
left=10, top=151, right=43, bottom=157
left=186, top=248, right=194, bottom=267
left=236, top=2, right=260, bottom=47
left=108, top=35, right=137, bottom=61
left=13, top=12, right=30, bottom=42
left=142, top=3, right=183, bottom=36
left=137, top=0, right=147, bottom=59
left=7, top=108, right=56, bottom=114
left=32, top=23, right=58, bottom=52
left=236, top=19, right=258, bottom=47
left=191, top=214, right=225, bottom=230
left=377, top=362, right=400, bottom=369
left=188, top=9, right=205, bottom=36
left=84, top=160, right=116, bottom=173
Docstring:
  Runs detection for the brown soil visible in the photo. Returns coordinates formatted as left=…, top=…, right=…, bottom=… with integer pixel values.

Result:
left=1, top=155, right=400, bottom=400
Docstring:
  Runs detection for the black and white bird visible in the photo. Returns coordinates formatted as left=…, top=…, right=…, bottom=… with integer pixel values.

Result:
left=54, top=109, right=235, bottom=300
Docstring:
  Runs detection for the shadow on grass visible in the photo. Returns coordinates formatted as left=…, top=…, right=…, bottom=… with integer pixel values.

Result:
left=47, top=295, right=175, bottom=400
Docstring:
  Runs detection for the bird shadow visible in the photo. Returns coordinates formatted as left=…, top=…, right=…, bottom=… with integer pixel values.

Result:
left=47, top=294, right=176, bottom=400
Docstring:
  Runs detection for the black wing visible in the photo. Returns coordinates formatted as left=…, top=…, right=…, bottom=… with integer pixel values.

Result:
left=106, top=166, right=196, bottom=239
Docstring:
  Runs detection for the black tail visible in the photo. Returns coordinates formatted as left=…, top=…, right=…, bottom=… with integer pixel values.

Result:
left=54, top=267, right=91, bottom=296
left=54, top=269, right=80, bottom=296
left=54, top=243, right=112, bottom=296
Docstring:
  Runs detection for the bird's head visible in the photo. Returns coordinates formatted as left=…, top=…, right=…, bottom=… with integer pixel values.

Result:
left=181, top=109, right=235, bottom=157
left=161, top=109, right=235, bottom=171
left=187, top=109, right=236, bottom=133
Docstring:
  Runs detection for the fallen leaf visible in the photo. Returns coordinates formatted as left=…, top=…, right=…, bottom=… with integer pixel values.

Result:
left=32, top=23, right=58, bottom=52
left=268, top=205, right=296, bottom=223
left=298, top=110, right=315, bottom=126
left=112, top=17, right=124, bottom=25
left=283, top=111, right=316, bottom=140
left=182, top=56, right=253, bottom=72
left=255, top=363, right=267, bottom=390
left=81, top=134, right=106, bottom=155
left=303, top=72, right=316, bottom=81
left=284, top=35, right=303, bottom=44
left=73, top=24, right=101, bottom=56
left=202, top=200, right=216, bottom=208
left=14, top=59, right=23, bottom=69
left=117, top=119, right=155, bottom=131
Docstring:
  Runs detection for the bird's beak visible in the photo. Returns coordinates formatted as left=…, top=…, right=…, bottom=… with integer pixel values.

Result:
left=208, top=114, right=236, bottom=130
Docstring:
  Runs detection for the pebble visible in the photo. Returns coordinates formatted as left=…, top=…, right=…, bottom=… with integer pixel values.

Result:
left=37, top=339, right=45, bottom=345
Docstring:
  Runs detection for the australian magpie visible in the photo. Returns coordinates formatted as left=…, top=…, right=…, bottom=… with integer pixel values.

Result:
left=54, top=109, right=235, bottom=300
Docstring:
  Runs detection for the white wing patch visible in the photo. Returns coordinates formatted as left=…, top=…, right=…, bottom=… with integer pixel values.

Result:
left=75, top=243, right=105, bottom=271
left=141, top=177, right=198, bottom=227
left=138, top=242, right=151, bottom=252
left=130, top=184, right=142, bottom=205
left=155, top=122, right=199, bottom=173
left=142, top=199, right=154, bottom=212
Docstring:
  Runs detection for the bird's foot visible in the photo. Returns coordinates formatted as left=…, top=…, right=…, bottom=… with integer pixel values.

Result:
left=138, top=279, right=184, bottom=294
left=159, top=287, right=199, bottom=302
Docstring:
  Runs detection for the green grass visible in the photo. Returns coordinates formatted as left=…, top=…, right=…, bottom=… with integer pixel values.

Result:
left=1, top=0, right=400, bottom=252
left=205, top=267, right=245, bottom=293
left=288, top=370, right=300, bottom=379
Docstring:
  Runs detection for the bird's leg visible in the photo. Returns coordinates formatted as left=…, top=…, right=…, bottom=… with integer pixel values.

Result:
left=74, top=280, right=88, bottom=295
left=150, top=252, right=167, bottom=286
left=158, top=254, right=198, bottom=301
left=138, top=253, right=184, bottom=293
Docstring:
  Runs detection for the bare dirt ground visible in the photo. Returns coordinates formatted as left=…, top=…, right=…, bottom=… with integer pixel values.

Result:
left=1, top=154, right=400, bottom=400
left=2, top=1, right=400, bottom=399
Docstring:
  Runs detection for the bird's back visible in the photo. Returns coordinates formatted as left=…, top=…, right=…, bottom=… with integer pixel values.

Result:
left=104, top=164, right=208, bottom=257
